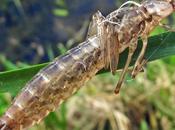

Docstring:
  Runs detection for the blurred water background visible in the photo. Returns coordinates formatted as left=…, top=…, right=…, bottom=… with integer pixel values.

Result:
left=0, top=0, right=118, bottom=70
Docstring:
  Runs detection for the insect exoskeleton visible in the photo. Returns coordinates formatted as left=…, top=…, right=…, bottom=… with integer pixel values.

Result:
left=112, top=0, right=175, bottom=93
left=142, top=0, right=174, bottom=19
left=0, top=1, right=175, bottom=130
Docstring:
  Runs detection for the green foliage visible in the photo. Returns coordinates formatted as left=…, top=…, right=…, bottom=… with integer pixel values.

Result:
left=0, top=94, right=10, bottom=115
left=46, top=44, right=55, bottom=61
left=0, top=54, right=19, bottom=70
left=56, top=0, right=66, bottom=7
left=1, top=1, right=175, bottom=130
left=140, top=120, right=149, bottom=130
left=53, top=0, right=69, bottom=17
left=0, top=0, right=9, bottom=10
left=0, top=63, right=48, bottom=95
left=0, top=0, right=24, bottom=14
left=53, top=9, right=69, bottom=17
left=45, top=103, right=67, bottom=130
left=57, top=43, right=68, bottom=54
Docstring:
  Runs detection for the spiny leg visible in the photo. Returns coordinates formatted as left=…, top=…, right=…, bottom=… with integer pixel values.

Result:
left=159, top=23, right=175, bottom=32
left=132, top=59, right=147, bottom=78
left=131, top=36, right=148, bottom=78
left=114, top=39, right=138, bottom=94
left=118, top=1, right=141, bottom=10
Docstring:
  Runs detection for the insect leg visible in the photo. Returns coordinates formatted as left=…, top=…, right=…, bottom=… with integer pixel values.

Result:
left=132, top=59, right=147, bottom=78
left=131, top=37, right=148, bottom=78
left=159, top=23, right=175, bottom=32
left=114, top=39, right=138, bottom=94
left=119, top=1, right=141, bottom=9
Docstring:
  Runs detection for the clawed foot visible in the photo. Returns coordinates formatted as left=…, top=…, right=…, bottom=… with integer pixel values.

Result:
left=131, top=59, right=147, bottom=78
left=114, top=81, right=122, bottom=94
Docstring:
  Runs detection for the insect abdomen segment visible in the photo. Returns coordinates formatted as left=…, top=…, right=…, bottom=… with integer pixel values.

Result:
left=0, top=37, right=104, bottom=130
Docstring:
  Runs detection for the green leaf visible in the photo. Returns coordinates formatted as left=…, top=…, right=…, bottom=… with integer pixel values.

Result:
left=140, top=120, right=149, bottom=130
left=0, top=54, right=18, bottom=70
left=0, top=32, right=175, bottom=95
left=55, top=0, right=66, bottom=7
left=53, top=8, right=69, bottom=17
left=99, top=32, right=175, bottom=73
left=46, top=44, right=55, bottom=61
left=0, top=63, right=48, bottom=95
left=45, top=112, right=65, bottom=129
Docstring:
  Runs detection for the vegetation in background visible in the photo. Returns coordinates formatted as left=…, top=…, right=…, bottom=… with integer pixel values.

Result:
left=0, top=0, right=175, bottom=130
left=53, top=0, right=69, bottom=17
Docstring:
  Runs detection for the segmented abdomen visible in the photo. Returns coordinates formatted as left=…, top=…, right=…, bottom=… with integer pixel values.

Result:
left=0, top=37, right=104, bottom=130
